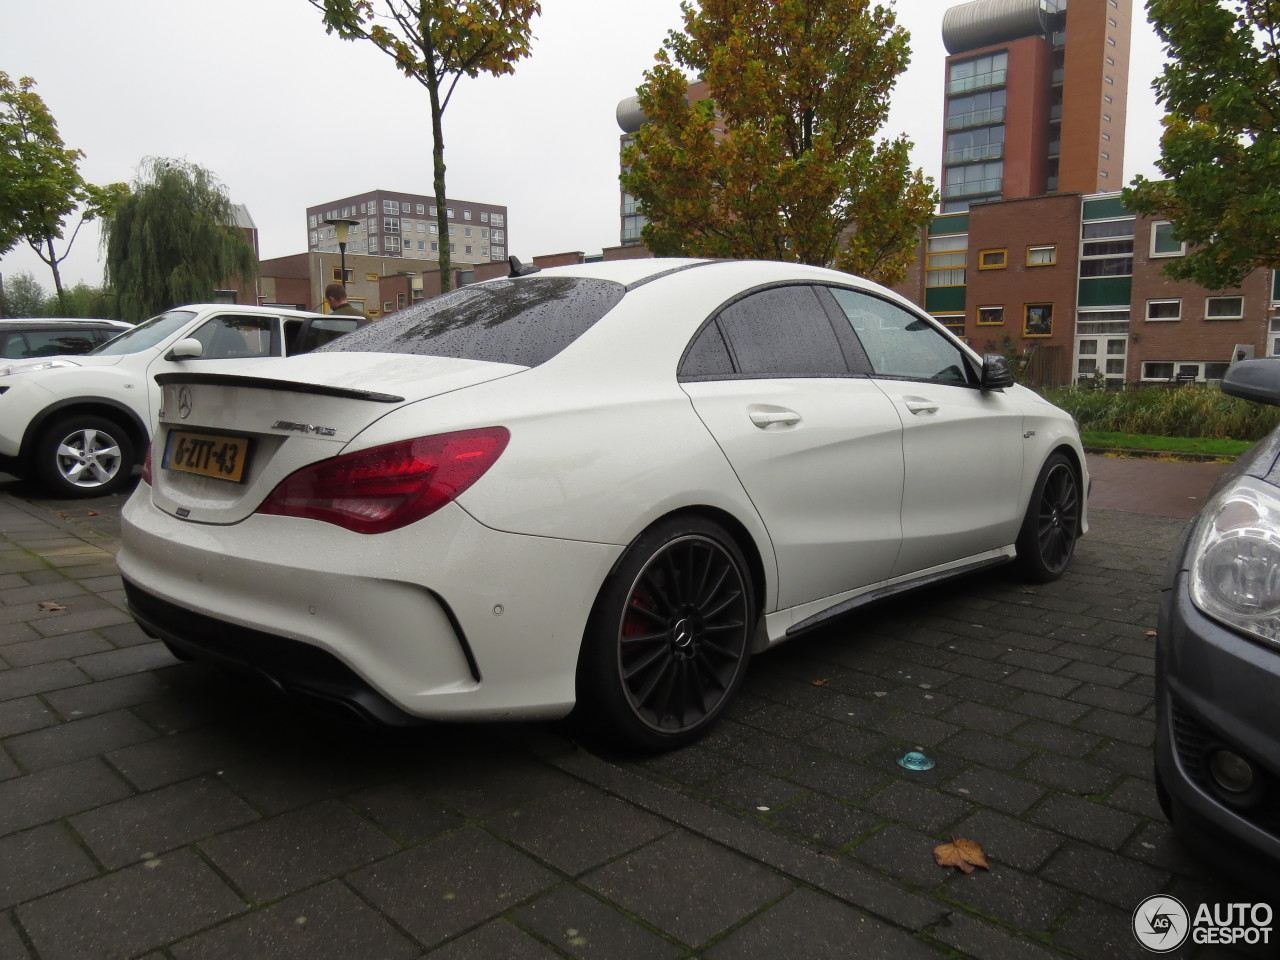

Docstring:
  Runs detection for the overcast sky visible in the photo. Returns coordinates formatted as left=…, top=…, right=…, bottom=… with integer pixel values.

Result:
left=0, top=0, right=1167, bottom=293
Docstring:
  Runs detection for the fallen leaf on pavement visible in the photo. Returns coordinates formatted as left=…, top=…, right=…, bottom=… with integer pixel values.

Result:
left=85, top=510, right=99, bottom=517
left=812, top=678, right=829, bottom=686
left=934, top=836, right=989, bottom=874
left=37, top=601, right=69, bottom=612
left=1145, top=630, right=1157, bottom=637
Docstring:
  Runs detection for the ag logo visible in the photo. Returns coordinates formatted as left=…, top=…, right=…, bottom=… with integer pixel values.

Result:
left=1133, top=895, right=1190, bottom=952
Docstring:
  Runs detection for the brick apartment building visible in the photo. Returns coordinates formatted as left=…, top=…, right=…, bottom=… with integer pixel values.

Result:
left=893, top=192, right=1277, bottom=388
left=305, top=190, right=509, bottom=268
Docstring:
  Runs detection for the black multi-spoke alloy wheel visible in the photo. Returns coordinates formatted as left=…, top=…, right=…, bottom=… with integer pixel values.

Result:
left=35, top=415, right=136, bottom=498
left=1013, top=451, right=1081, bottom=583
left=577, top=516, right=755, bottom=752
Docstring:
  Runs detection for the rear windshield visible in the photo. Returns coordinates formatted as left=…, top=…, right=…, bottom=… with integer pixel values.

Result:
left=317, top=276, right=625, bottom=367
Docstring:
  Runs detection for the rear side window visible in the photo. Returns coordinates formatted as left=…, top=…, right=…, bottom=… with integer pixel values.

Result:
left=319, top=276, right=626, bottom=367
left=716, top=285, right=849, bottom=377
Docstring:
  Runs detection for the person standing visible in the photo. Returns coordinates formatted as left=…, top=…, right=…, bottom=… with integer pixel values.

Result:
left=323, top=282, right=371, bottom=325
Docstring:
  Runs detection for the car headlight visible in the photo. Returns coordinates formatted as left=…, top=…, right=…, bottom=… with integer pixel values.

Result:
left=0, top=357, right=80, bottom=377
left=1189, top=476, right=1280, bottom=645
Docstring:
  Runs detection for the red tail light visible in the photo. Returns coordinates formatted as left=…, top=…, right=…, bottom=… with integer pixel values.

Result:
left=142, top=444, right=153, bottom=486
left=256, top=427, right=509, bottom=534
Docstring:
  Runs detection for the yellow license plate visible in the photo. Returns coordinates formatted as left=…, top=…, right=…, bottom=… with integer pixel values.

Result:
left=163, top=430, right=251, bottom=483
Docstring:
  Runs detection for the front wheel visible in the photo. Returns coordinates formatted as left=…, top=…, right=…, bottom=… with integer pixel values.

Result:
left=576, top=516, right=756, bottom=752
left=35, top=415, right=137, bottom=498
left=1012, top=451, right=1081, bottom=583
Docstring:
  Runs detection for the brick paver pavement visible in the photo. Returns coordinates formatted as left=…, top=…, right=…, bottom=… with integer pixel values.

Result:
left=0, top=456, right=1269, bottom=959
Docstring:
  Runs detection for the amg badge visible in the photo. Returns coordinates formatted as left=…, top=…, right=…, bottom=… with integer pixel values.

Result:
left=271, top=420, right=337, bottom=437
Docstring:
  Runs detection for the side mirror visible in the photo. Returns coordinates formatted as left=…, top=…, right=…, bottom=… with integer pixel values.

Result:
left=166, top=337, right=204, bottom=360
left=980, top=353, right=1015, bottom=391
left=1221, top=358, right=1280, bottom=408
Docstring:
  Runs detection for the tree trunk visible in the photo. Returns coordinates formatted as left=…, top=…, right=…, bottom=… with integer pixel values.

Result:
left=46, top=237, right=66, bottom=310
left=428, top=76, right=451, bottom=294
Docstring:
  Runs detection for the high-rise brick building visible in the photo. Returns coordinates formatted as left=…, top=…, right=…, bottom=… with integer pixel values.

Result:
left=939, top=0, right=1131, bottom=212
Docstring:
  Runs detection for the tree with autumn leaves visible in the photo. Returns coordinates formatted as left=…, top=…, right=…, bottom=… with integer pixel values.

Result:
left=1123, top=0, right=1280, bottom=290
left=308, top=0, right=540, bottom=292
left=622, top=0, right=935, bottom=286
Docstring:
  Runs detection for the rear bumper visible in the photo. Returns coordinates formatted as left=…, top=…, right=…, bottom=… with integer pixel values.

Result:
left=118, top=488, right=622, bottom=722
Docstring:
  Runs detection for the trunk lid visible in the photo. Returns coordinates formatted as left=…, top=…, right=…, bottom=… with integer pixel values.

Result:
left=146, top=352, right=525, bottom=524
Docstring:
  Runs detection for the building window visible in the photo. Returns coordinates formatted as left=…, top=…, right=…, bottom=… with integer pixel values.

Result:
left=383, top=200, right=397, bottom=214
left=1104, top=94, right=1114, bottom=103
left=418, top=240, right=425, bottom=250
left=1027, top=245, right=1056, bottom=266
left=430, top=205, right=438, bottom=216
left=447, top=207, right=454, bottom=218
left=1147, top=299, right=1182, bottom=321
left=1100, top=151, right=1110, bottom=160
left=978, top=249, right=1007, bottom=270
left=481, top=212, right=489, bottom=223
left=1025, top=303, right=1053, bottom=337
left=369, top=237, right=379, bottom=252
left=492, top=246, right=505, bottom=258
left=430, top=223, right=438, bottom=234
left=384, top=301, right=393, bottom=312
left=415, top=222, right=425, bottom=233
left=465, top=227, right=472, bottom=237
left=331, top=267, right=353, bottom=282
left=464, top=210, right=472, bottom=220
left=1142, top=361, right=1230, bottom=382
left=482, top=228, right=489, bottom=239
left=384, top=217, right=400, bottom=233
left=1205, top=296, right=1244, bottom=320
left=1150, top=221, right=1186, bottom=257
left=431, top=241, right=438, bottom=251
left=397, top=294, right=406, bottom=309
left=492, top=214, right=504, bottom=227
left=926, top=234, right=967, bottom=287
left=978, top=306, right=1004, bottom=325
left=493, top=230, right=505, bottom=242
left=415, top=203, right=424, bottom=215
left=1080, top=217, right=1134, bottom=277
left=465, top=245, right=472, bottom=255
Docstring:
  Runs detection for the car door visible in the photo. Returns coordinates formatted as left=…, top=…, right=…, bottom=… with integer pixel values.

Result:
left=825, top=287, right=1025, bottom=577
left=143, top=312, right=285, bottom=427
left=679, top=284, right=905, bottom=610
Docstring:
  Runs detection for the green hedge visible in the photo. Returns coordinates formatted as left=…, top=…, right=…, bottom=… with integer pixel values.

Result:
left=1041, top=384, right=1280, bottom=442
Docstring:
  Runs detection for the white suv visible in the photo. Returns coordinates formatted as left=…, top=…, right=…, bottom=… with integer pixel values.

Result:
left=0, top=304, right=358, bottom=497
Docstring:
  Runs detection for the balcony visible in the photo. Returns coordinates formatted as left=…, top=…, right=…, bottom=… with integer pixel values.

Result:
left=944, top=143, right=1004, bottom=165
left=942, top=177, right=1003, bottom=200
left=946, top=106, right=1006, bottom=130
left=947, top=69, right=1007, bottom=96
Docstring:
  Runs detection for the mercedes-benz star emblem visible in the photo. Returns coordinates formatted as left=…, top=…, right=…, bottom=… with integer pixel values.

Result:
left=177, top=386, right=193, bottom=420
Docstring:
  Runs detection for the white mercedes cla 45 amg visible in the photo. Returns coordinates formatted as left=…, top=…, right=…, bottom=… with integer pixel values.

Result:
left=119, top=258, right=1087, bottom=751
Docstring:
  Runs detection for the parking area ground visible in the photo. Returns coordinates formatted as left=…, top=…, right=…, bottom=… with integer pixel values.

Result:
left=0, top=455, right=1267, bottom=959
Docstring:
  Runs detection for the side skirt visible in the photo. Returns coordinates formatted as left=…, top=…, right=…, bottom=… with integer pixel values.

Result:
left=784, top=555, right=1012, bottom=639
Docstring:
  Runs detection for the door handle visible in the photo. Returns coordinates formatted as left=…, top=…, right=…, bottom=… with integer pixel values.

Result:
left=749, top=408, right=801, bottom=428
left=904, top=399, right=939, bottom=415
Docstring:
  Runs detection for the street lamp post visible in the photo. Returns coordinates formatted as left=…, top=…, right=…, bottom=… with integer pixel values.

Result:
left=323, top=217, right=362, bottom=295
